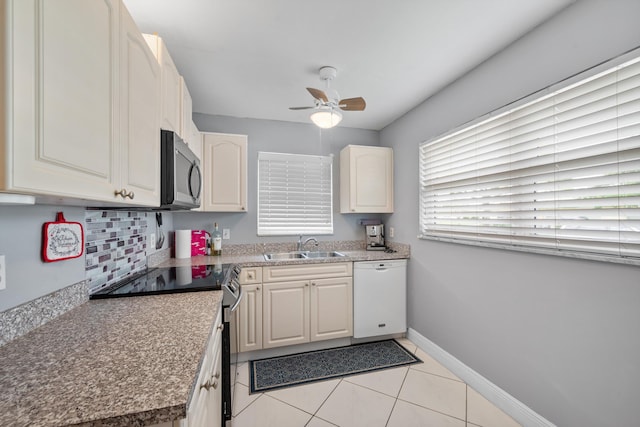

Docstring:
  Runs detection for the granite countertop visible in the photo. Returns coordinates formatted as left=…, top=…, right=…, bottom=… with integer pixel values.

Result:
left=159, top=246, right=411, bottom=269
left=0, top=291, right=224, bottom=427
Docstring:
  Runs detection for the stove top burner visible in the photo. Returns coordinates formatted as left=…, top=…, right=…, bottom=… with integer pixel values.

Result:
left=90, top=264, right=232, bottom=299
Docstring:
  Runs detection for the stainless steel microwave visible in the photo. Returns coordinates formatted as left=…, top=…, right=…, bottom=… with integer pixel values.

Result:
left=160, top=130, right=201, bottom=210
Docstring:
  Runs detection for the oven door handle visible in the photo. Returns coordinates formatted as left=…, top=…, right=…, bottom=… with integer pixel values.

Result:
left=229, top=285, right=244, bottom=312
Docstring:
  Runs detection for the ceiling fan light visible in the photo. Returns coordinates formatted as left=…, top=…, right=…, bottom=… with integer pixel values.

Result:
left=310, top=109, right=342, bottom=128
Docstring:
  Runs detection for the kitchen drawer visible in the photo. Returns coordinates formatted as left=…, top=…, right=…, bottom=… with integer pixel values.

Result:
left=239, top=266, right=262, bottom=285
left=263, top=262, right=352, bottom=283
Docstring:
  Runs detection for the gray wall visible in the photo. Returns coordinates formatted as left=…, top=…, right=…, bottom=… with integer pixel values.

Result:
left=380, top=1, right=640, bottom=427
left=175, top=114, right=382, bottom=243
left=0, top=205, right=85, bottom=311
left=0, top=205, right=172, bottom=312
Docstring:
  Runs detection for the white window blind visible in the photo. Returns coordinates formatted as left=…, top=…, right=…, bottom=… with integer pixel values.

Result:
left=258, top=152, right=333, bottom=236
left=419, top=55, right=640, bottom=261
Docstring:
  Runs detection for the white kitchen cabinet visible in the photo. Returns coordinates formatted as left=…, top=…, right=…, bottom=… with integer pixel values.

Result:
left=263, top=280, right=310, bottom=348
left=1, top=0, right=160, bottom=206
left=119, top=4, right=161, bottom=206
left=144, top=33, right=182, bottom=136
left=262, top=262, right=353, bottom=350
left=185, top=309, right=223, bottom=427
left=181, top=77, right=193, bottom=143
left=340, top=145, right=394, bottom=213
left=310, top=277, right=353, bottom=342
left=238, top=284, right=263, bottom=352
left=201, top=133, right=248, bottom=212
left=237, top=267, right=263, bottom=352
left=188, top=120, right=202, bottom=158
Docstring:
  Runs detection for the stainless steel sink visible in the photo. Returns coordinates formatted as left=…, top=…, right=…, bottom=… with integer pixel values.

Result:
left=263, top=251, right=346, bottom=261
left=303, top=251, right=345, bottom=258
left=263, top=252, right=307, bottom=261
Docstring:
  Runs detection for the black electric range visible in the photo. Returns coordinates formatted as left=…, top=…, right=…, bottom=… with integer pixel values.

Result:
left=90, top=264, right=240, bottom=301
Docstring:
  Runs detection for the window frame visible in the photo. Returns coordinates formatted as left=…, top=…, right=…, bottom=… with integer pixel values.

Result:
left=418, top=49, right=640, bottom=266
left=257, top=151, right=334, bottom=237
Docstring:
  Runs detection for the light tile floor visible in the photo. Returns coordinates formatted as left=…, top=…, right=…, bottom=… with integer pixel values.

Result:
left=231, top=338, right=522, bottom=427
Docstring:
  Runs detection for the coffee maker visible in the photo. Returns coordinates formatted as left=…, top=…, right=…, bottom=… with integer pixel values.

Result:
left=365, top=224, right=386, bottom=251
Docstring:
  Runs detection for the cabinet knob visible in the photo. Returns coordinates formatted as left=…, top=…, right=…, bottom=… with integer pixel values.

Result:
left=311, top=282, right=316, bottom=286
left=126, top=190, right=135, bottom=199
left=212, top=380, right=219, bottom=390
left=217, top=324, right=224, bottom=331
left=213, top=371, right=220, bottom=379
left=256, top=287, right=260, bottom=291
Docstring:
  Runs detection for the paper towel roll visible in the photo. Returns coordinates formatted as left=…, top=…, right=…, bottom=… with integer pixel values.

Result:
left=175, top=230, right=191, bottom=259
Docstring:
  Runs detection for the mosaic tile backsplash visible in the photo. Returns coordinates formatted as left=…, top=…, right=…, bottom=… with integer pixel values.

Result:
left=85, top=210, right=148, bottom=294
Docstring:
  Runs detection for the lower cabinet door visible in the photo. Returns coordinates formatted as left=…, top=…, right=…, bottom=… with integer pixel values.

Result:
left=238, top=284, right=263, bottom=352
left=263, top=280, right=309, bottom=348
left=310, top=277, right=353, bottom=341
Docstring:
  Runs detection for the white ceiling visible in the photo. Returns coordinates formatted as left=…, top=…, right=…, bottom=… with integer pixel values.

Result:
left=123, top=0, right=574, bottom=131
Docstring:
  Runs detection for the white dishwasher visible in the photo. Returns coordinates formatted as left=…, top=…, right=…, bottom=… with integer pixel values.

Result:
left=353, top=259, right=407, bottom=338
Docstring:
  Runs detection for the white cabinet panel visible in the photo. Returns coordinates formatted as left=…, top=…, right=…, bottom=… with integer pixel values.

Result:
left=7, top=0, right=119, bottom=200
left=310, top=277, right=353, bottom=341
left=263, top=280, right=309, bottom=349
left=144, top=33, right=182, bottom=135
left=3, top=0, right=160, bottom=206
left=201, top=132, right=248, bottom=212
left=119, top=5, right=160, bottom=205
left=340, top=145, right=394, bottom=213
left=238, top=284, right=263, bottom=353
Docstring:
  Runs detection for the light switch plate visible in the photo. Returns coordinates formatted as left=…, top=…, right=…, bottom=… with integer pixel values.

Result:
left=149, top=233, right=156, bottom=249
left=0, top=255, right=6, bottom=290
left=222, top=229, right=230, bottom=239
left=389, top=227, right=395, bottom=238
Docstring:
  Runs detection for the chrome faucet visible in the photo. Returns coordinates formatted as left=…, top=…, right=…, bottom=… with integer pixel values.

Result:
left=297, top=235, right=318, bottom=252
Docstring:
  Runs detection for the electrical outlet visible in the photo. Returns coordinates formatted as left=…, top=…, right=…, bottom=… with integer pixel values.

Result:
left=222, top=228, right=230, bottom=239
left=0, top=255, right=6, bottom=290
left=149, top=233, right=156, bottom=249
left=389, top=227, right=395, bottom=238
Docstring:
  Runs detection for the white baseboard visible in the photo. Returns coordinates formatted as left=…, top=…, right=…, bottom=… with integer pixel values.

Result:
left=406, top=328, right=556, bottom=427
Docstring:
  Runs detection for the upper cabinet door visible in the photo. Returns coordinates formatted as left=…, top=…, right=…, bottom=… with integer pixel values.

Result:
left=340, top=145, right=394, bottom=213
left=143, top=33, right=182, bottom=135
left=8, top=0, right=120, bottom=199
left=119, top=5, right=160, bottom=206
left=201, top=133, right=248, bottom=212
left=181, top=77, right=193, bottom=143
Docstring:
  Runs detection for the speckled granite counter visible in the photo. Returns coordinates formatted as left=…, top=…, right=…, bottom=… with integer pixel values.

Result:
left=158, top=243, right=410, bottom=268
left=0, top=291, right=223, bottom=427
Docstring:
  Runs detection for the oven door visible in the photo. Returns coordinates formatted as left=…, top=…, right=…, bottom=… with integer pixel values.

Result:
left=222, top=284, right=243, bottom=425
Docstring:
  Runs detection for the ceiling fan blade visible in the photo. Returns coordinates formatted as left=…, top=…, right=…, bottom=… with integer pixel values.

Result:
left=289, top=106, right=315, bottom=110
left=307, top=87, right=328, bottom=103
left=339, top=97, right=366, bottom=111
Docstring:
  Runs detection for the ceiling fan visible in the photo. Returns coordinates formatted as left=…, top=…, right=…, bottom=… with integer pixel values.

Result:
left=289, top=66, right=366, bottom=128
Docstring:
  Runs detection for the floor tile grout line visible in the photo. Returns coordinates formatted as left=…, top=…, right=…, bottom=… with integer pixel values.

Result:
left=309, top=378, right=343, bottom=426
left=233, top=392, right=264, bottom=419
left=384, top=366, right=410, bottom=427
left=408, top=364, right=466, bottom=383
left=395, top=396, right=468, bottom=424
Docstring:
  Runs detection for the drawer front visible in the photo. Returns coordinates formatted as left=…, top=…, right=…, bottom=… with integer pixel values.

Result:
left=239, top=266, right=262, bottom=285
left=263, top=262, right=352, bottom=283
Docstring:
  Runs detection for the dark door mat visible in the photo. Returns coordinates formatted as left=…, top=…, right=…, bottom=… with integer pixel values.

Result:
left=249, top=339, right=422, bottom=394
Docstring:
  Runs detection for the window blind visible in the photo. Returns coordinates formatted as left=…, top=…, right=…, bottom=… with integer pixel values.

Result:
left=258, top=152, right=333, bottom=236
left=419, top=55, right=640, bottom=260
